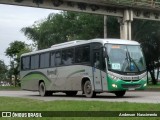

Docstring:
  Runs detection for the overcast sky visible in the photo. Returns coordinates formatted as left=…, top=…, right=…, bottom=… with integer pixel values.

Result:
left=0, top=4, right=59, bottom=65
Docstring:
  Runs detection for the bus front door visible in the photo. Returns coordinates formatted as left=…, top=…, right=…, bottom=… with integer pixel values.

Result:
left=93, top=50, right=103, bottom=91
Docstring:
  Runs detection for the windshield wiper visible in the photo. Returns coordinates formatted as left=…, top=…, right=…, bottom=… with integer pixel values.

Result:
left=127, top=51, right=140, bottom=72
left=124, top=51, right=130, bottom=69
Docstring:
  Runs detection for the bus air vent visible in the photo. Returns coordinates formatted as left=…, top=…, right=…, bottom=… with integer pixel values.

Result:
left=121, top=84, right=141, bottom=89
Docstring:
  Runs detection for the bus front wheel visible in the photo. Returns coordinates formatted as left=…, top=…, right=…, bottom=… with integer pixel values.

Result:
left=84, top=80, right=96, bottom=98
left=114, top=91, right=126, bottom=97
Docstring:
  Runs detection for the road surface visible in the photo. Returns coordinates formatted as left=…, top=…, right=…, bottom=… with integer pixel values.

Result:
left=0, top=91, right=159, bottom=104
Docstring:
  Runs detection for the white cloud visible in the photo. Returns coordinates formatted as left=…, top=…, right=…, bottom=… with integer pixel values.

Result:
left=0, top=4, right=60, bottom=65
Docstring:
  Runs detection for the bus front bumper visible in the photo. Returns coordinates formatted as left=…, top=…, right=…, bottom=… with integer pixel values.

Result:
left=107, top=76, right=147, bottom=91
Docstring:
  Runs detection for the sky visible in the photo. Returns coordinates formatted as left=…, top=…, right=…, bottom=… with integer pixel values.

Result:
left=0, top=4, right=59, bottom=65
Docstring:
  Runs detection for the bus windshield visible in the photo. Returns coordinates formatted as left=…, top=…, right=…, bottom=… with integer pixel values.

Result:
left=105, top=44, right=146, bottom=74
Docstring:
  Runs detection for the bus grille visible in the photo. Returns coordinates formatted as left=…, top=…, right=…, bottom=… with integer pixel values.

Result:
left=121, top=84, right=141, bottom=89
left=122, top=80, right=140, bottom=82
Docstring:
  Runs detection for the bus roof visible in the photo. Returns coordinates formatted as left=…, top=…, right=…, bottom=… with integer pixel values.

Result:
left=21, top=38, right=140, bottom=57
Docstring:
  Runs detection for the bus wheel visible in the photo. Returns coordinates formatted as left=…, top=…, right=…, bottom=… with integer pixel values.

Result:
left=39, top=82, right=47, bottom=97
left=84, top=80, right=96, bottom=98
left=65, top=91, right=78, bottom=96
left=114, top=91, right=126, bottom=97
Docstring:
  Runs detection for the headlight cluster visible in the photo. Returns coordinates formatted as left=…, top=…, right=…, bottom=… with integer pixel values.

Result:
left=108, top=74, right=120, bottom=80
left=144, top=83, right=147, bottom=87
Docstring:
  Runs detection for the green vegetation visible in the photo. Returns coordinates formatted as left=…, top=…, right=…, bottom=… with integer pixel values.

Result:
left=5, top=41, right=32, bottom=86
left=147, top=83, right=160, bottom=88
left=0, top=97, right=159, bottom=120
left=0, top=86, right=20, bottom=90
left=0, top=60, right=7, bottom=81
left=21, top=12, right=120, bottom=50
left=1, top=97, right=160, bottom=111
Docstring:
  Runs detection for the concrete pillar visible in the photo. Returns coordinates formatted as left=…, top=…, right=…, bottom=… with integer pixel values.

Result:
left=104, top=15, right=107, bottom=38
left=128, top=21, right=132, bottom=40
left=119, top=9, right=133, bottom=40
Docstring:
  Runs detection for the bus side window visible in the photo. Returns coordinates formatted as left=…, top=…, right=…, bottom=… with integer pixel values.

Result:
left=62, top=48, right=74, bottom=65
left=102, top=57, right=106, bottom=71
left=40, top=53, right=49, bottom=68
left=31, top=54, right=39, bottom=69
left=51, top=52, right=55, bottom=67
left=83, top=46, right=90, bottom=62
left=93, top=51, right=100, bottom=69
left=92, top=43, right=105, bottom=71
left=75, top=47, right=82, bottom=63
left=55, top=51, right=62, bottom=66
left=75, top=45, right=90, bottom=63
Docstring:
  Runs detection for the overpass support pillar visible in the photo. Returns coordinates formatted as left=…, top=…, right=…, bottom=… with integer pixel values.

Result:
left=119, top=9, right=133, bottom=40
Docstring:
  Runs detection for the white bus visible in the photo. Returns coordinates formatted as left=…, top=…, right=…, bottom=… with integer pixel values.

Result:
left=20, top=39, right=147, bottom=98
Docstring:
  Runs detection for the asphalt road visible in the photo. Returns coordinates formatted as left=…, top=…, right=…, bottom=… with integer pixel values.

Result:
left=0, top=90, right=160, bottom=104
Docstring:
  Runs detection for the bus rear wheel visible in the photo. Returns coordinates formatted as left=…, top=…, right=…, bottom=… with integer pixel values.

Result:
left=39, top=82, right=52, bottom=96
left=65, top=91, right=78, bottom=96
left=84, top=80, right=96, bottom=98
left=114, top=91, right=126, bottom=97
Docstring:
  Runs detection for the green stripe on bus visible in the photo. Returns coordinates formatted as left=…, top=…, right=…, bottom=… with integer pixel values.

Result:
left=67, top=69, right=85, bottom=79
left=21, top=72, right=51, bottom=84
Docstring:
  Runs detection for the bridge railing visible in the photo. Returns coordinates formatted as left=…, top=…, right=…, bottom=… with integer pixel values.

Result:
left=100, top=0, right=160, bottom=9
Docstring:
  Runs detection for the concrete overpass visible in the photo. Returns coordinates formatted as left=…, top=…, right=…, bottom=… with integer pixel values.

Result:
left=0, top=0, right=160, bottom=40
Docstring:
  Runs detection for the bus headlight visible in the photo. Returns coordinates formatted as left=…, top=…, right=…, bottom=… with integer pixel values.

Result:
left=112, top=84, right=117, bottom=88
left=144, top=83, right=147, bottom=87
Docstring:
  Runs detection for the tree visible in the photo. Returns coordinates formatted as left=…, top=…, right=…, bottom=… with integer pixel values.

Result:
left=132, top=20, right=160, bottom=84
left=5, top=41, right=32, bottom=86
left=0, top=60, right=7, bottom=82
left=22, top=11, right=119, bottom=50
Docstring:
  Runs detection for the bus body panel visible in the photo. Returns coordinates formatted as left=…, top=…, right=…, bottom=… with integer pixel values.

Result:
left=21, top=69, right=53, bottom=91
left=93, top=68, right=103, bottom=91
left=21, top=65, right=96, bottom=91
left=55, top=65, right=93, bottom=91
left=101, top=71, right=108, bottom=91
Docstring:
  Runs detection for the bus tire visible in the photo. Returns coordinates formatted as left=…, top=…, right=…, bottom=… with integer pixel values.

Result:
left=39, top=82, right=47, bottom=97
left=65, top=91, right=78, bottom=96
left=114, top=91, right=126, bottom=97
left=84, top=80, right=96, bottom=98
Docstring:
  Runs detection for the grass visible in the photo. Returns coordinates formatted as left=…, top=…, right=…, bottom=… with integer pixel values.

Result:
left=1, top=97, right=160, bottom=111
left=0, top=86, right=20, bottom=90
left=0, top=97, right=160, bottom=120
left=147, top=83, right=160, bottom=88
